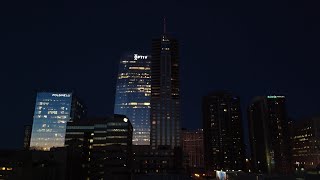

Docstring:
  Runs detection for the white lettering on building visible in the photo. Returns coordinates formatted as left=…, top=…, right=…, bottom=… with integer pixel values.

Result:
left=134, top=54, right=148, bottom=60
left=52, top=94, right=71, bottom=97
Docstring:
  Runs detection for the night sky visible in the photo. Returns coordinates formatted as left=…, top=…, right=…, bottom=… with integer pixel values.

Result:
left=1, top=0, right=320, bottom=149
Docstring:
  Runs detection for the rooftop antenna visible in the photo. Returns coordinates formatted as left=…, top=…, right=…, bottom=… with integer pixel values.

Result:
left=163, top=17, right=166, bottom=34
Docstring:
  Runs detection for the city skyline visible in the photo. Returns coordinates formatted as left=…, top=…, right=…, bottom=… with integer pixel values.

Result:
left=1, top=0, right=320, bottom=150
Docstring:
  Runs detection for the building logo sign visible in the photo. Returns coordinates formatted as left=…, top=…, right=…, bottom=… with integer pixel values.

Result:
left=267, top=96, right=285, bottom=99
left=52, top=94, right=71, bottom=97
left=134, top=54, right=148, bottom=60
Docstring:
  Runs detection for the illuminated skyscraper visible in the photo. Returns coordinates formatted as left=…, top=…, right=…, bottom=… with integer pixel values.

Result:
left=248, top=96, right=292, bottom=174
left=202, top=91, right=245, bottom=171
left=150, top=24, right=181, bottom=149
left=114, top=53, right=151, bottom=145
left=30, top=92, right=86, bottom=151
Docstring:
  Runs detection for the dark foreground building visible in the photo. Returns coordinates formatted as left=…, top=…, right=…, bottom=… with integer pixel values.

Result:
left=202, top=91, right=245, bottom=172
left=132, top=145, right=184, bottom=175
left=65, top=115, right=133, bottom=180
left=0, top=148, right=77, bottom=180
left=248, top=96, right=292, bottom=174
left=0, top=115, right=132, bottom=180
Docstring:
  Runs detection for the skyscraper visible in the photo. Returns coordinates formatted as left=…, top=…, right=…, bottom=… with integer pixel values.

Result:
left=248, top=96, right=292, bottom=174
left=30, top=92, right=86, bottom=151
left=114, top=53, right=151, bottom=145
left=202, top=91, right=245, bottom=171
left=292, top=117, right=320, bottom=170
left=150, top=23, right=181, bottom=149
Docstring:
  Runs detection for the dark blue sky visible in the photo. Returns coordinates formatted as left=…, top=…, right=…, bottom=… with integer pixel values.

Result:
left=1, top=0, right=319, bottom=149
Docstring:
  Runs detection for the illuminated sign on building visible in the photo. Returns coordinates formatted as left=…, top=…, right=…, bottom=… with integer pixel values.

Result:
left=267, top=96, right=285, bottom=99
left=52, top=94, right=71, bottom=97
left=134, top=54, right=148, bottom=60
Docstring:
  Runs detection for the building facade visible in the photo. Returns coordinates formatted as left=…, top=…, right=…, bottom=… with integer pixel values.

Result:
left=292, top=117, right=320, bottom=170
left=181, top=129, right=204, bottom=169
left=23, top=125, right=32, bottom=150
left=202, top=91, right=245, bottom=171
left=114, top=53, right=151, bottom=145
left=65, top=115, right=133, bottom=180
left=150, top=31, right=181, bottom=149
left=132, top=145, right=184, bottom=175
left=248, top=96, right=292, bottom=174
left=30, top=92, right=86, bottom=151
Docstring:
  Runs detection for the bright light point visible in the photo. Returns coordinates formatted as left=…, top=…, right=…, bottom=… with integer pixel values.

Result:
left=123, top=118, right=128, bottom=122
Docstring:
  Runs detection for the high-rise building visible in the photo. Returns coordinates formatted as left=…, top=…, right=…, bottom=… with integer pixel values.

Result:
left=23, top=125, right=32, bottom=150
left=202, top=91, right=245, bottom=171
left=114, top=53, right=151, bottom=145
left=181, top=129, right=204, bottom=169
left=292, top=117, right=320, bottom=170
left=65, top=115, right=133, bottom=180
left=30, top=92, right=86, bottom=151
left=248, top=96, right=292, bottom=174
left=150, top=23, right=181, bottom=149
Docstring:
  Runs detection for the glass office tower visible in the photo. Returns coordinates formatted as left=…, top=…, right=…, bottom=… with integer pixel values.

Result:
left=30, top=92, right=86, bottom=151
left=114, top=53, right=151, bottom=145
